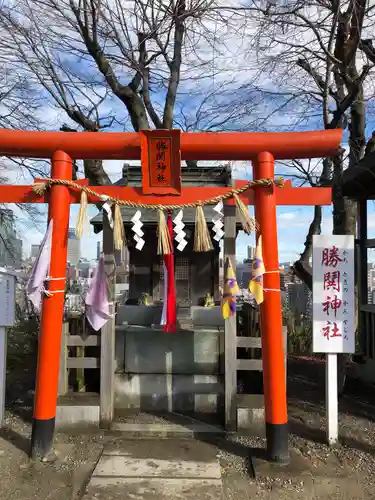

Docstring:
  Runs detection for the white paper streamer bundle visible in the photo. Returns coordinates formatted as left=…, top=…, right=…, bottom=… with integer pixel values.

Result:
left=212, top=201, right=224, bottom=242
left=131, top=210, right=145, bottom=250
left=100, top=195, right=114, bottom=228
left=173, top=210, right=188, bottom=251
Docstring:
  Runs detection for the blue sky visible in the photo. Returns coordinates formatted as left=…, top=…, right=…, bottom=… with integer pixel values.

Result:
left=2, top=4, right=375, bottom=265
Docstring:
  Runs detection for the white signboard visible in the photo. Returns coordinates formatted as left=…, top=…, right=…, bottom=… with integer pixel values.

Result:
left=0, top=269, right=16, bottom=427
left=0, top=271, right=16, bottom=327
left=312, top=235, right=355, bottom=354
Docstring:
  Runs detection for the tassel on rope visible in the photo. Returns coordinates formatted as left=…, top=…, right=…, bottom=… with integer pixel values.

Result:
left=76, top=190, right=88, bottom=239
left=233, top=193, right=259, bottom=234
left=113, top=204, right=125, bottom=250
left=194, top=205, right=213, bottom=252
left=32, top=182, right=49, bottom=196
left=157, top=209, right=172, bottom=255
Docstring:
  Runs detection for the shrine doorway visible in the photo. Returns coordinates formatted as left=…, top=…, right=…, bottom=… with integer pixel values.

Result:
left=175, top=255, right=191, bottom=306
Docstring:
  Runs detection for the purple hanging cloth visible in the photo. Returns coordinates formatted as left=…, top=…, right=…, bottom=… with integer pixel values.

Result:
left=85, top=253, right=113, bottom=331
left=26, top=219, right=54, bottom=310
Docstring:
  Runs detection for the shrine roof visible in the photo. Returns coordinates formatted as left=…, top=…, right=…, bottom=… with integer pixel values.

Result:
left=342, top=151, right=375, bottom=199
left=119, top=163, right=232, bottom=187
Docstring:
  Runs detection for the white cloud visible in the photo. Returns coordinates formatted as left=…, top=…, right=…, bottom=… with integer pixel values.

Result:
left=278, top=211, right=297, bottom=220
left=103, top=159, right=128, bottom=181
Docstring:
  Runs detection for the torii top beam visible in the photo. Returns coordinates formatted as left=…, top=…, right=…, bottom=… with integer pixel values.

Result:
left=0, top=128, right=342, bottom=160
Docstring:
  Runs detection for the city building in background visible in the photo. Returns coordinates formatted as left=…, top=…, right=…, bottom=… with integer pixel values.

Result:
left=30, top=243, right=40, bottom=260
left=0, top=208, right=23, bottom=268
left=368, top=263, right=375, bottom=303
left=236, top=262, right=252, bottom=289
left=247, top=245, right=255, bottom=260
left=279, top=267, right=287, bottom=291
left=67, top=228, right=80, bottom=265
left=236, top=245, right=255, bottom=288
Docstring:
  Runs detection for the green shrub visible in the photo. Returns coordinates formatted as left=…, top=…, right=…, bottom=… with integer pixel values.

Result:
left=282, top=297, right=312, bottom=355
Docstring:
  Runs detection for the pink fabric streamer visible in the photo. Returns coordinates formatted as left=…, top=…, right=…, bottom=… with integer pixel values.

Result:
left=26, top=219, right=53, bottom=310
left=85, top=253, right=113, bottom=331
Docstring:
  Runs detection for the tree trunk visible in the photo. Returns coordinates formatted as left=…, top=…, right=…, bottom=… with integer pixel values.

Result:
left=333, top=71, right=365, bottom=236
left=292, top=205, right=322, bottom=290
left=292, top=156, right=332, bottom=290
left=335, top=76, right=366, bottom=392
left=124, top=91, right=150, bottom=132
left=331, top=153, right=357, bottom=237
left=162, top=0, right=185, bottom=129
left=61, top=126, right=112, bottom=186
left=83, top=159, right=111, bottom=186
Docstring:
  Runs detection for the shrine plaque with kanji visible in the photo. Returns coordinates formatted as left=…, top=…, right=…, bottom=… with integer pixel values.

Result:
left=312, top=235, right=355, bottom=354
left=140, top=129, right=182, bottom=195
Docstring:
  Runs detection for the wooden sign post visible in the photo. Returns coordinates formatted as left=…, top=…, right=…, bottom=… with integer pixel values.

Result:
left=312, top=235, right=355, bottom=446
left=0, top=268, right=16, bottom=428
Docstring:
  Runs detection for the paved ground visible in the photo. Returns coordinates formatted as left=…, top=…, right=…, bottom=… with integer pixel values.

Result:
left=1, top=356, right=375, bottom=499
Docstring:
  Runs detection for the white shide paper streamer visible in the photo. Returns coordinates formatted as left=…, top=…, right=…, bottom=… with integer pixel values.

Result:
left=131, top=210, right=145, bottom=251
left=212, top=201, right=224, bottom=242
left=173, top=210, right=188, bottom=251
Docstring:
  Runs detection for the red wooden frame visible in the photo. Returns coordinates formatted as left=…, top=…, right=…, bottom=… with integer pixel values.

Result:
left=0, top=128, right=341, bottom=160
left=0, top=182, right=332, bottom=206
left=0, top=126, right=343, bottom=462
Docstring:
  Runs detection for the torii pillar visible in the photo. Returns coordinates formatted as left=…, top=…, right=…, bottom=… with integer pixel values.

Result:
left=254, top=152, right=288, bottom=461
left=31, top=152, right=72, bottom=458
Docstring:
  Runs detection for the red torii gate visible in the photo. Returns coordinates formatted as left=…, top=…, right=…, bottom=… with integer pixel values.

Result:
left=0, top=128, right=342, bottom=462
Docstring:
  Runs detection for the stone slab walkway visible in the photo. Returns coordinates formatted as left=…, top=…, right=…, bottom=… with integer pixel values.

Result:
left=82, top=439, right=224, bottom=499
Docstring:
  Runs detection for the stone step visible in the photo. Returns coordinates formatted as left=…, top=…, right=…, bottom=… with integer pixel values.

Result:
left=110, top=421, right=226, bottom=438
left=82, top=439, right=224, bottom=499
left=84, top=477, right=223, bottom=499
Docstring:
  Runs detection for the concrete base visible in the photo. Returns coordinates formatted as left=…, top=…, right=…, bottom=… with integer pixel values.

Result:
left=114, top=325, right=224, bottom=413
left=55, top=391, right=266, bottom=435
left=251, top=447, right=313, bottom=477
left=115, top=373, right=223, bottom=413
left=237, top=394, right=265, bottom=436
left=55, top=393, right=100, bottom=429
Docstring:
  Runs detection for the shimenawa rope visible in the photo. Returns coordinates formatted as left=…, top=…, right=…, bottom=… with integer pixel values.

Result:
left=33, top=177, right=284, bottom=253
left=32, top=177, right=284, bottom=210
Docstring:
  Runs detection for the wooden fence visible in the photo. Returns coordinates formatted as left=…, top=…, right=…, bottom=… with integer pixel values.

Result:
left=58, top=304, right=287, bottom=398
left=236, top=303, right=287, bottom=388
left=58, top=316, right=100, bottom=395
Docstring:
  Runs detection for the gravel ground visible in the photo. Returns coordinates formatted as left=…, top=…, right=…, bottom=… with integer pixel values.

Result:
left=1, top=356, right=375, bottom=499
left=217, top=357, right=375, bottom=499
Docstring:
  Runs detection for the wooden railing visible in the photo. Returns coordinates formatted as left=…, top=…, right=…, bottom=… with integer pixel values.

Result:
left=237, top=303, right=263, bottom=372
left=58, top=318, right=100, bottom=395
left=236, top=303, right=287, bottom=379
